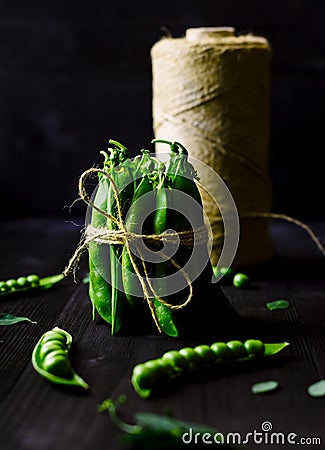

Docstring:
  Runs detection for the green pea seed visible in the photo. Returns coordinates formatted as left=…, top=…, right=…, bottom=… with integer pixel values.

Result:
left=0, top=281, right=10, bottom=292
left=6, top=279, right=18, bottom=290
left=194, top=345, right=216, bottom=364
left=133, top=364, right=155, bottom=388
left=41, top=331, right=67, bottom=345
left=26, top=274, right=40, bottom=286
left=226, top=340, right=247, bottom=359
left=162, top=351, right=189, bottom=370
left=210, top=342, right=232, bottom=360
left=17, top=277, right=28, bottom=287
left=179, top=348, right=202, bottom=369
left=233, top=273, right=250, bottom=288
left=39, top=342, right=66, bottom=360
left=143, top=360, right=165, bottom=381
left=42, top=354, right=72, bottom=378
left=244, top=339, right=265, bottom=357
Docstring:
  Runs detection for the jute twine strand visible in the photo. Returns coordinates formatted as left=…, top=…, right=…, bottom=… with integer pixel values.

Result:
left=63, top=168, right=208, bottom=331
left=211, top=212, right=325, bottom=257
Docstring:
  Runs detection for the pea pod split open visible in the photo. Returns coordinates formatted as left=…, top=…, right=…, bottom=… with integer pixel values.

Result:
left=131, top=339, right=290, bottom=398
left=0, top=273, right=64, bottom=297
left=31, top=327, right=89, bottom=389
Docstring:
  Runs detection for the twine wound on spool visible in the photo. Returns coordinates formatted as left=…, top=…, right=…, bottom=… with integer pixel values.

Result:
left=152, top=27, right=273, bottom=267
left=64, top=168, right=209, bottom=332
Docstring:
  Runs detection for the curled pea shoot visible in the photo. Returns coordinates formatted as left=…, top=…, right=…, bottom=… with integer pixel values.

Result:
left=131, top=339, right=290, bottom=398
left=98, top=396, right=232, bottom=449
left=32, top=327, right=89, bottom=389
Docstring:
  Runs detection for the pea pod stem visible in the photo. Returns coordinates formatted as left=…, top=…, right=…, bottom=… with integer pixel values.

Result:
left=152, top=171, right=179, bottom=337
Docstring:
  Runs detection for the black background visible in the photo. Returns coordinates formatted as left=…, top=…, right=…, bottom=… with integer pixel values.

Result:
left=0, top=0, right=324, bottom=219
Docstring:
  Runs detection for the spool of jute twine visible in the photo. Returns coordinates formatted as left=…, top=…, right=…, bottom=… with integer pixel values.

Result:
left=151, top=27, right=273, bottom=267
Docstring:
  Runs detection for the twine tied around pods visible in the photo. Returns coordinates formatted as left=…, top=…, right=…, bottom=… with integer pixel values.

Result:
left=64, top=168, right=210, bottom=333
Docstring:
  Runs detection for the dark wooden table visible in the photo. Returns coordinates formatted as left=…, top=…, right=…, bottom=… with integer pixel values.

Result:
left=0, top=217, right=324, bottom=450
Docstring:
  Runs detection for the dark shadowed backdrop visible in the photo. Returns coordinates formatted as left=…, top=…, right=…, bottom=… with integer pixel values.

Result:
left=0, top=0, right=324, bottom=220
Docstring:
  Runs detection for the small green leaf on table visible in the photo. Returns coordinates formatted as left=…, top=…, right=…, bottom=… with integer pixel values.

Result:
left=266, top=300, right=290, bottom=311
left=307, top=380, right=325, bottom=397
left=251, top=380, right=279, bottom=394
left=0, top=313, right=37, bottom=326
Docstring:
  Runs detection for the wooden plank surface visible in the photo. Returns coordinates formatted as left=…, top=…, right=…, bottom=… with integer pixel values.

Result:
left=0, top=218, right=324, bottom=450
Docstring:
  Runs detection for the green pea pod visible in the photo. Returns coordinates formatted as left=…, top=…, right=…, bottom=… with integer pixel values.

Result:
left=122, top=175, right=154, bottom=309
left=108, top=144, right=135, bottom=335
left=153, top=139, right=213, bottom=312
left=89, top=166, right=111, bottom=323
left=152, top=172, right=179, bottom=338
left=0, top=273, right=64, bottom=297
left=132, top=339, right=290, bottom=398
left=32, top=327, right=89, bottom=389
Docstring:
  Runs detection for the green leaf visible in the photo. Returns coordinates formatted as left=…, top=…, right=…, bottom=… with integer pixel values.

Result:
left=266, top=300, right=290, bottom=310
left=251, top=380, right=279, bottom=394
left=307, top=379, right=325, bottom=397
left=264, top=342, right=290, bottom=356
left=0, top=313, right=37, bottom=326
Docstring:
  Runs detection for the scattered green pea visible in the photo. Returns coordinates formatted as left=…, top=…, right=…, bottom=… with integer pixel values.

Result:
left=132, top=339, right=290, bottom=398
left=31, top=327, right=88, bottom=389
left=233, top=273, right=250, bottom=288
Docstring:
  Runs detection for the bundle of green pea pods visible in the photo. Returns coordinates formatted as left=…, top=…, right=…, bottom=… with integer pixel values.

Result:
left=88, top=139, right=214, bottom=337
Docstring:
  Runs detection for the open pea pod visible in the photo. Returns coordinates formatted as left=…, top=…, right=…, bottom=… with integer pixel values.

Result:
left=0, top=273, right=64, bottom=297
left=32, top=327, right=89, bottom=389
left=132, top=340, right=290, bottom=398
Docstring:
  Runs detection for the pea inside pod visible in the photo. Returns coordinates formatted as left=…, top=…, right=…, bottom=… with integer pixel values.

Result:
left=0, top=273, right=64, bottom=296
left=32, top=327, right=89, bottom=389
